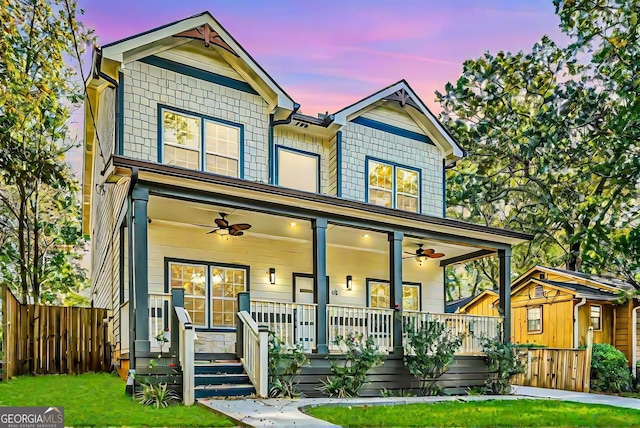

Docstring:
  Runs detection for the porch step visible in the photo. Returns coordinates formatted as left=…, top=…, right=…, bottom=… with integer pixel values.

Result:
left=194, top=362, right=244, bottom=375
left=193, top=358, right=255, bottom=399
left=194, top=384, right=256, bottom=398
left=195, top=373, right=249, bottom=386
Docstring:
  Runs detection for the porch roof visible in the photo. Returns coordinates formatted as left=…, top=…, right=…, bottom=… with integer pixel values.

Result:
left=108, top=155, right=532, bottom=248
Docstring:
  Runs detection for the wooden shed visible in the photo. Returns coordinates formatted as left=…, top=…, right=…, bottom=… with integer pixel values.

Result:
left=450, top=266, right=640, bottom=367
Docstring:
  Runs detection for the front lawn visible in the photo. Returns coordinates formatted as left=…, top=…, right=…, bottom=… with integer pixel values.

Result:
left=304, top=400, right=640, bottom=427
left=0, top=373, right=234, bottom=427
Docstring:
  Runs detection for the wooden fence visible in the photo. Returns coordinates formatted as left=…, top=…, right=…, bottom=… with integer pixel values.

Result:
left=512, top=327, right=593, bottom=392
left=1, top=285, right=111, bottom=380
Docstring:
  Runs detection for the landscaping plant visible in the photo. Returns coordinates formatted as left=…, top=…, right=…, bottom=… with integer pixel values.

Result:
left=404, top=319, right=462, bottom=395
left=479, top=336, right=526, bottom=394
left=319, top=333, right=384, bottom=398
left=136, top=383, right=180, bottom=408
left=590, top=343, right=633, bottom=393
left=267, top=332, right=309, bottom=398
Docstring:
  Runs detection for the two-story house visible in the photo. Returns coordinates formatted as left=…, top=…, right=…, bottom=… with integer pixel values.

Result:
left=84, top=12, right=531, bottom=401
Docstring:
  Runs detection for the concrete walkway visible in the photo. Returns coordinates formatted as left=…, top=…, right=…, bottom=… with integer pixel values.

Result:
left=199, top=387, right=640, bottom=427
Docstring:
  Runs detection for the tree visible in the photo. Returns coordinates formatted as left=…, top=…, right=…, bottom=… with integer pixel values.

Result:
left=438, top=31, right=639, bottom=281
left=554, top=0, right=640, bottom=284
left=0, top=0, right=91, bottom=303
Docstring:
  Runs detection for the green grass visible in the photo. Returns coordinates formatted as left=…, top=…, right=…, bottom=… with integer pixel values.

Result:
left=304, top=400, right=640, bottom=427
left=0, top=373, right=234, bottom=427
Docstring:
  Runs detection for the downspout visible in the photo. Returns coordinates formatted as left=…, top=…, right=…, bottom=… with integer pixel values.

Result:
left=574, top=298, right=587, bottom=348
left=269, top=103, right=300, bottom=184
left=443, top=161, right=457, bottom=218
left=632, top=305, right=640, bottom=369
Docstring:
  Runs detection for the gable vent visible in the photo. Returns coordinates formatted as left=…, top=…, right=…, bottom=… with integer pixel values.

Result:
left=539, top=273, right=546, bottom=280
left=534, top=285, right=544, bottom=298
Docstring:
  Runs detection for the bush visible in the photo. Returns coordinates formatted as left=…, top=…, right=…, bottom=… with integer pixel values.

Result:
left=267, top=332, right=309, bottom=398
left=318, top=333, right=384, bottom=398
left=590, top=343, right=633, bottom=393
left=404, top=319, right=462, bottom=395
left=135, top=383, right=179, bottom=408
left=480, top=336, right=526, bottom=395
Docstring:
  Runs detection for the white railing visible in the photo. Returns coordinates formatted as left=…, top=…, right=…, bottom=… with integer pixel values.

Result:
left=250, top=300, right=317, bottom=352
left=238, top=310, right=268, bottom=397
left=327, top=305, right=394, bottom=353
left=175, top=306, right=195, bottom=405
left=148, top=292, right=171, bottom=350
left=403, top=312, right=502, bottom=355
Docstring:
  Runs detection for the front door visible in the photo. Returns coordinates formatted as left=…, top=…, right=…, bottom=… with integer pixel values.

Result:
left=293, top=274, right=316, bottom=352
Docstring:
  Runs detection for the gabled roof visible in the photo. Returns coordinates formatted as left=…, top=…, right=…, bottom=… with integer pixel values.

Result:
left=540, top=279, right=621, bottom=301
left=511, top=266, right=633, bottom=301
left=332, top=80, right=465, bottom=161
left=100, top=11, right=295, bottom=111
left=446, top=289, right=498, bottom=313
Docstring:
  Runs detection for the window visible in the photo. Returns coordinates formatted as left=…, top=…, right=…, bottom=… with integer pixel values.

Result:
left=169, top=261, right=247, bottom=329
left=211, top=266, right=246, bottom=327
left=527, top=306, right=542, bottom=333
left=367, top=159, right=419, bottom=213
left=368, top=280, right=421, bottom=310
left=161, top=107, right=241, bottom=177
left=276, top=146, right=320, bottom=192
left=590, top=305, right=602, bottom=331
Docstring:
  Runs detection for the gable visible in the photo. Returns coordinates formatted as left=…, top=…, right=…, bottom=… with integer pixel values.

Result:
left=154, top=40, right=246, bottom=82
left=100, top=12, right=294, bottom=112
left=511, top=280, right=575, bottom=308
left=333, top=81, right=464, bottom=162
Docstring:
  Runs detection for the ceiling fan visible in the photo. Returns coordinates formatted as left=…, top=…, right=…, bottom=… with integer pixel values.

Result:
left=403, top=244, right=445, bottom=263
left=204, top=213, right=252, bottom=237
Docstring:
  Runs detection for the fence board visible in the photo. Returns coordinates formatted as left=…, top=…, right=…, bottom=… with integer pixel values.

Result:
left=1, top=287, right=110, bottom=378
left=512, top=328, right=593, bottom=392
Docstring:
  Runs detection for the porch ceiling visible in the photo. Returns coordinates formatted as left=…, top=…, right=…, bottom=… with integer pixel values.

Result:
left=147, top=196, right=486, bottom=260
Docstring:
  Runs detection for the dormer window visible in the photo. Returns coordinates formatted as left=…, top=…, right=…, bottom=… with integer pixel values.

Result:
left=366, top=158, right=420, bottom=213
left=160, top=106, right=242, bottom=178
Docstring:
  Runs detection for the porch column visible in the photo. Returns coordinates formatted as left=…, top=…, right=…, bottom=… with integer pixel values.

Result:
left=389, top=231, right=403, bottom=354
left=236, top=291, right=250, bottom=357
left=170, top=287, right=184, bottom=357
left=132, top=187, right=150, bottom=353
left=313, top=218, right=329, bottom=354
left=498, top=247, right=512, bottom=343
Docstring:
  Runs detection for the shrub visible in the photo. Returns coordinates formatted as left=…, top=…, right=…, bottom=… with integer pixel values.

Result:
left=480, top=336, right=526, bottom=395
left=404, top=319, right=462, bottom=395
left=590, top=343, right=632, bottom=393
left=267, top=332, right=309, bottom=398
left=318, top=333, right=384, bottom=398
left=135, top=383, right=179, bottom=408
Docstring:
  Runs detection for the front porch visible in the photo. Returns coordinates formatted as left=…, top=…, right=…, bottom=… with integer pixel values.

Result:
left=112, top=164, right=528, bottom=400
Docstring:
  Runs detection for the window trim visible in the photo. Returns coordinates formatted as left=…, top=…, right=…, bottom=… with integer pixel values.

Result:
left=164, top=257, right=250, bottom=332
left=365, top=278, right=422, bottom=311
left=526, top=305, right=543, bottom=334
left=275, top=145, right=321, bottom=193
left=157, top=104, right=244, bottom=179
left=590, top=304, right=602, bottom=332
left=365, top=156, right=421, bottom=213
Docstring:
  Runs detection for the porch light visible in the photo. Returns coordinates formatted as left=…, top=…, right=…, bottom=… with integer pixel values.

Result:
left=214, top=228, right=230, bottom=236
left=269, top=268, right=276, bottom=285
left=289, top=222, right=297, bottom=227
left=346, top=275, right=353, bottom=290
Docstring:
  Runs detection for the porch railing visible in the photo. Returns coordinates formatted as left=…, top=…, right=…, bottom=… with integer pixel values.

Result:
left=250, top=300, right=317, bottom=352
left=174, top=306, right=195, bottom=405
left=327, top=305, right=394, bottom=353
left=403, top=312, right=502, bottom=354
left=237, top=310, right=268, bottom=397
left=148, top=292, right=171, bottom=349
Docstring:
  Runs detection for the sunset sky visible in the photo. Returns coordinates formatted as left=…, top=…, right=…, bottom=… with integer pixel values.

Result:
left=69, top=0, right=565, bottom=171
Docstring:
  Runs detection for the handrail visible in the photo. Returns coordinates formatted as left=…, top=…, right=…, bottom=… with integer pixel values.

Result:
left=175, top=306, right=195, bottom=405
left=237, top=310, right=268, bottom=397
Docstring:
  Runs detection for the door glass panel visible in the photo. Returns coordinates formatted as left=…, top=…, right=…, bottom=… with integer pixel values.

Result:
left=370, top=282, right=390, bottom=308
